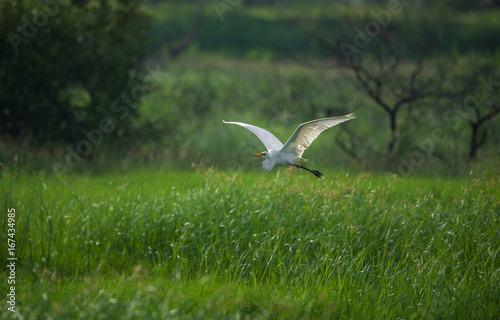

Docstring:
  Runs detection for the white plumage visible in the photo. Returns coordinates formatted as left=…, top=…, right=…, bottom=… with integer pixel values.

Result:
left=223, top=113, right=354, bottom=178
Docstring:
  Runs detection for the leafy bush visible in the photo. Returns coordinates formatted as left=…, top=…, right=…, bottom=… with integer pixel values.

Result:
left=0, top=0, right=152, bottom=143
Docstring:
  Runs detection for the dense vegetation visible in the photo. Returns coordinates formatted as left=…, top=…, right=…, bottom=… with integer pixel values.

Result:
left=149, top=1, right=500, bottom=60
left=1, top=1, right=499, bottom=175
left=0, top=166, right=498, bottom=318
left=6, top=58, right=496, bottom=177
left=0, top=0, right=151, bottom=141
left=1, top=1, right=499, bottom=319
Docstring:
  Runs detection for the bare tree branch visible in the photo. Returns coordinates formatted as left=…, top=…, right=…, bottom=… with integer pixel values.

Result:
left=478, top=106, right=500, bottom=126
left=169, top=0, right=207, bottom=60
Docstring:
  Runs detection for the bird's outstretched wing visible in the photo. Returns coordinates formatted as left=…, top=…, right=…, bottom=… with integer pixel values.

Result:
left=282, top=114, right=355, bottom=157
left=223, top=120, right=284, bottom=151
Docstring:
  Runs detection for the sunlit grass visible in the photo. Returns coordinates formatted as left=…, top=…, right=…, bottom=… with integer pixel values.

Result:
left=0, top=166, right=498, bottom=319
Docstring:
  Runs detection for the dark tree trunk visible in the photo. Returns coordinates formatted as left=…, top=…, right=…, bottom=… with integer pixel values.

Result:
left=388, top=110, right=397, bottom=153
left=468, top=108, right=499, bottom=161
left=468, top=123, right=479, bottom=161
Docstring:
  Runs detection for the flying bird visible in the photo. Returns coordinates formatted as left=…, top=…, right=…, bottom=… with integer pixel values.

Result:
left=223, top=114, right=354, bottom=178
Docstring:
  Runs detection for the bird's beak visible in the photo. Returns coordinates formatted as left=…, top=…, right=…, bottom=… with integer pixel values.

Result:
left=252, top=153, right=263, bottom=157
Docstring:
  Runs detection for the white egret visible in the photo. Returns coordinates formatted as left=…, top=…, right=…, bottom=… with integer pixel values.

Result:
left=223, top=113, right=354, bottom=178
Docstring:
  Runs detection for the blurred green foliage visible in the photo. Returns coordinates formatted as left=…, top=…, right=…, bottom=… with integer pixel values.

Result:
left=148, top=1, right=500, bottom=61
left=1, top=0, right=499, bottom=175
left=0, top=0, right=152, bottom=142
left=129, top=58, right=499, bottom=175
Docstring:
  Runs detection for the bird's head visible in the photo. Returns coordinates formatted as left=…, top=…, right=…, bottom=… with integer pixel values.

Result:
left=252, top=151, right=269, bottom=158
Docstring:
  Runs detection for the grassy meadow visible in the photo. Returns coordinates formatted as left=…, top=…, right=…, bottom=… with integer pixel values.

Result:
left=1, top=53, right=499, bottom=320
left=2, top=2, right=500, bottom=319
left=1, top=164, right=498, bottom=319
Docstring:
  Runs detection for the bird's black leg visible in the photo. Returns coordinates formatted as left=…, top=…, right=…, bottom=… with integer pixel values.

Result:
left=293, top=164, right=323, bottom=178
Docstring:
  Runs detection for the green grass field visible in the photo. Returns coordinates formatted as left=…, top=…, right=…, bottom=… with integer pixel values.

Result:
left=2, top=1, right=500, bottom=318
left=1, top=165, right=498, bottom=319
